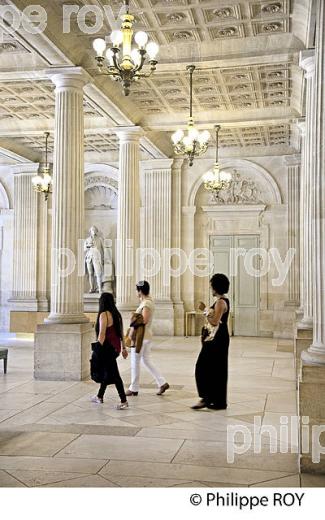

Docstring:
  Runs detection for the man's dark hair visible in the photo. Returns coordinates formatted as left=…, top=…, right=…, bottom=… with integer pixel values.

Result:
left=136, top=280, right=150, bottom=296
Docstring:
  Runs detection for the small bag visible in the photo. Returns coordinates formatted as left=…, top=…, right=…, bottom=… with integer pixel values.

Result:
left=90, top=341, right=104, bottom=383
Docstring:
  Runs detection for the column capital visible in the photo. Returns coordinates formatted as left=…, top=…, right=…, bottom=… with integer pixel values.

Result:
left=172, top=157, right=184, bottom=170
left=283, top=154, right=301, bottom=167
left=11, top=163, right=39, bottom=175
left=115, top=126, right=144, bottom=143
left=296, top=118, right=306, bottom=136
left=182, top=205, right=196, bottom=217
left=141, top=158, right=173, bottom=171
left=299, top=49, right=315, bottom=78
left=46, top=66, right=92, bottom=90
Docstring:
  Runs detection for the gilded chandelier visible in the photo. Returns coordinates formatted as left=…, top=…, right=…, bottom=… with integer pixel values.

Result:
left=171, top=65, right=210, bottom=167
left=32, top=132, right=52, bottom=201
left=93, top=0, right=159, bottom=96
left=202, top=125, right=232, bottom=192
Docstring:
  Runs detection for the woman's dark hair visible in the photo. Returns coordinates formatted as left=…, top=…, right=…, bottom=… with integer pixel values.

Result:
left=136, top=280, right=150, bottom=296
left=210, top=273, right=230, bottom=295
left=95, top=292, right=123, bottom=339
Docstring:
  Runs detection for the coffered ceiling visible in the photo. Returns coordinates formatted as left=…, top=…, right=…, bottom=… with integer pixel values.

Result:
left=0, top=0, right=315, bottom=159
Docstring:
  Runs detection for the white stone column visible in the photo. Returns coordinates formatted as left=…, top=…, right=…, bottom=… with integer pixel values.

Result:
left=181, top=206, right=196, bottom=312
left=35, top=67, right=93, bottom=381
left=300, top=4, right=325, bottom=474
left=142, top=159, right=174, bottom=335
left=115, top=127, right=142, bottom=309
left=171, top=158, right=185, bottom=335
left=301, top=1, right=325, bottom=365
left=10, top=163, right=39, bottom=310
left=298, top=51, right=316, bottom=329
left=142, top=159, right=172, bottom=298
left=36, top=193, right=49, bottom=311
left=295, top=121, right=306, bottom=322
left=284, top=155, right=301, bottom=307
left=46, top=68, right=89, bottom=324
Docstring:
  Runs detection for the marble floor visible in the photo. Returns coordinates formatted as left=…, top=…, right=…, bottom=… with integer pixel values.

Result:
left=0, top=333, right=324, bottom=488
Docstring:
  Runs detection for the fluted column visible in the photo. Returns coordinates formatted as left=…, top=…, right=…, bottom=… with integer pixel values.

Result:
left=284, top=155, right=301, bottom=306
left=115, top=127, right=142, bottom=308
left=171, top=158, right=185, bottom=334
left=143, top=159, right=173, bottom=299
left=181, top=206, right=196, bottom=312
left=296, top=121, right=306, bottom=322
left=10, top=163, right=39, bottom=310
left=299, top=51, right=315, bottom=328
left=35, top=67, right=93, bottom=381
left=46, top=68, right=89, bottom=324
left=301, top=0, right=325, bottom=364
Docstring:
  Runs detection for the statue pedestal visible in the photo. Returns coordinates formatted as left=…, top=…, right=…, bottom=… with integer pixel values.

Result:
left=84, top=293, right=100, bottom=312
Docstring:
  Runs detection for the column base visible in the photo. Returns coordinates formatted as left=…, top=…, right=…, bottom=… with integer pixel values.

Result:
left=295, top=307, right=304, bottom=321
left=153, top=301, right=174, bottom=336
left=34, top=322, right=94, bottom=380
left=37, top=297, right=49, bottom=312
left=294, top=325, right=313, bottom=384
left=45, top=313, right=89, bottom=324
left=173, top=301, right=185, bottom=336
left=301, top=348, right=325, bottom=366
left=8, top=298, right=39, bottom=312
left=299, top=361, right=325, bottom=473
left=297, top=317, right=313, bottom=329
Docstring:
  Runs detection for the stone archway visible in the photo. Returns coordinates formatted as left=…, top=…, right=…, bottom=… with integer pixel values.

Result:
left=0, top=181, right=10, bottom=210
left=188, top=158, right=282, bottom=208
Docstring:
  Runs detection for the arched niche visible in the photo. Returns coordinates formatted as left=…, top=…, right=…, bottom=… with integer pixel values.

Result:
left=84, top=164, right=119, bottom=296
left=84, top=163, right=118, bottom=210
left=189, top=158, right=282, bottom=208
left=0, top=181, right=10, bottom=210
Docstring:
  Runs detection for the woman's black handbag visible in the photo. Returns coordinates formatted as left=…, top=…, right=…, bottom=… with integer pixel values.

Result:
left=90, top=340, right=120, bottom=384
left=90, top=341, right=105, bottom=383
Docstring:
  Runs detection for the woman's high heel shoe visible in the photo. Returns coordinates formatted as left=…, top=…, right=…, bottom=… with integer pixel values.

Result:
left=125, top=390, right=138, bottom=396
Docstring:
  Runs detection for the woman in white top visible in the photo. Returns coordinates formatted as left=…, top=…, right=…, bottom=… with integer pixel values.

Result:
left=126, top=281, right=169, bottom=396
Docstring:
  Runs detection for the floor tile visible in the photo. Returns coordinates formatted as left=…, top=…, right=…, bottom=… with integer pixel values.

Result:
left=44, top=474, right=118, bottom=487
left=250, top=474, right=300, bottom=487
left=0, top=455, right=106, bottom=473
left=0, top=469, right=26, bottom=487
left=5, top=469, right=91, bottom=487
left=173, top=439, right=298, bottom=472
left=100, top=460, right=296, bottom=485
left=56, top=434, right=183, bottom=462
left=300, top=473, right=325, bottom=487
left=0, top=431, right=79, bottom=456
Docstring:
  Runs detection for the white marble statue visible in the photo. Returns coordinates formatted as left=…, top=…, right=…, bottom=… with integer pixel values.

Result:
left=84, top=226, right=104, bottom=293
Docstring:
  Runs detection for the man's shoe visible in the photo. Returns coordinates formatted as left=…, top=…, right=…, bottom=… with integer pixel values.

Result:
left=90, top=395, right=103, bottom=404
left=116, top=401, right=129, bottom=410
left=191, top=399, right=208, bottom=410
left=207, top=403, right=227, bottom=410
left=156, top=382, right=170, bottom=395
left=125, top=390, right=138, bottom=396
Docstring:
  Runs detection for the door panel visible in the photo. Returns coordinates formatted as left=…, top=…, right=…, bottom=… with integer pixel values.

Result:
left=210, top=234, right=259, bottom=337
left=234, top=235, right=259, bottom=336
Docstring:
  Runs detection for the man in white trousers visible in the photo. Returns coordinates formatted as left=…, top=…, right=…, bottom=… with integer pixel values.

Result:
left=126, top=281, right=170, bottom=396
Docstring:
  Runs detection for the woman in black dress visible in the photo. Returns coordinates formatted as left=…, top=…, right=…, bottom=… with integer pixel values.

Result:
left=90, top=293, right=129, bottom=409
left=192, top=273, right=230, bottom=410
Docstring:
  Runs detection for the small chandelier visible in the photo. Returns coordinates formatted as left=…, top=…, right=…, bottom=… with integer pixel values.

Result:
left=202, top=125, right=232, bottom=192
left=32, top=132, right=52, bottom=201
left=171, top=65, right=210, bottom=167
left=92, top=0, right=159, bottom=96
